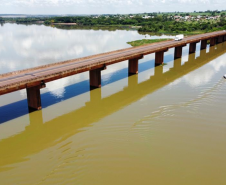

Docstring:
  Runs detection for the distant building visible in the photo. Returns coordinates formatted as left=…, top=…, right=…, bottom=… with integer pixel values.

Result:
left=174, top=16, right=181, bottom=19
left=185, top=16, right=191, bottom=20
left=142, top=16, right=151, bottom=19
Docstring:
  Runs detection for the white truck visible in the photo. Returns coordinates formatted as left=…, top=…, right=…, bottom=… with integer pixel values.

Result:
left=175, top=34, right=184, bottom=41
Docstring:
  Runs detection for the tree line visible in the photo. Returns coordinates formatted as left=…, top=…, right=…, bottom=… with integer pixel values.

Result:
left=1, top=14, right=226, bottom=34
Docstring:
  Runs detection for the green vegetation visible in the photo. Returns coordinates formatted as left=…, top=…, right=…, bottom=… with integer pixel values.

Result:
left=139, top=19, right=226, bottom=34
left=1, top=10, right=226, bottom=34
left=2, top=17, right=45, bottom=23
left=0, top=17, right=5, bottom=22
left=127, top=39, right=172, bottom=47
left=50, top=24, right=134, bottom=31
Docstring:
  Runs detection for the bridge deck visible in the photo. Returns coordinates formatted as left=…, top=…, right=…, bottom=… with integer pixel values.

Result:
left=0, top=31, right=225, bottom=95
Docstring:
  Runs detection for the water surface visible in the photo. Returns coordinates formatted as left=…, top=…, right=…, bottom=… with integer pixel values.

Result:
left=0, top=24, right=226, bottom=185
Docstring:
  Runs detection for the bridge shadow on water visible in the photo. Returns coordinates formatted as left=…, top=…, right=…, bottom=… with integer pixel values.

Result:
left=0, top=44, right=225, bottom=124
left=0, top=54, right=174, bottom=124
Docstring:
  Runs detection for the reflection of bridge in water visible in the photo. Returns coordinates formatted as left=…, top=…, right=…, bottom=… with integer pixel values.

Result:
left=0, top=42, right=225, bottom=170
left=0, top=31, right=226, bottom=111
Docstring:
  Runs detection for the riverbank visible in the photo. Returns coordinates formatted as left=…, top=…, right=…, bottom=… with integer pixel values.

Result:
left=127, top=38, right=173, bottom=47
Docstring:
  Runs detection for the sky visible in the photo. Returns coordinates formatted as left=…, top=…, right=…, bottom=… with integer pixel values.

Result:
left=0, top=0, right=225, bottom=15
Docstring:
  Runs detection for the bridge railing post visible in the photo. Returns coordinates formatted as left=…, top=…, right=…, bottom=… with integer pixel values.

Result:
left=155, top=49, right=168, bottom=65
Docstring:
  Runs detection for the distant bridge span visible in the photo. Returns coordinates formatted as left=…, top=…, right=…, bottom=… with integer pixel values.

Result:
left=0, top=31, right=226, bottom=111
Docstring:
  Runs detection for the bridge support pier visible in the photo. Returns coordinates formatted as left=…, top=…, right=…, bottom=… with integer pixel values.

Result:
left=27, top=85, right=42, bottom=112
left=90, top=68, right=102, bottom=89
left=128, top=55, right=143, bottom=75
left=128, top=58, right=138, bottom=74
left=155, top=50, right=168, bottom=65
left=201, top=39, right=207, bottom=50
left=217, top=36, right=223, bottom=43
left=189, top=42, right=197, bottom=54
left=89, top=66, right=106, bottom=89
left=174, top=46, right=183, bottom=59
left=210, top=37, right=216, bottom=46
left=174, top=44, right=186, bottom=60
left=224, top=35, right=226, bottom=42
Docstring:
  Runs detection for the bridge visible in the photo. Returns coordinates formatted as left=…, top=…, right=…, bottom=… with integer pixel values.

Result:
left=0, top=42, right=226, bottom=169
left=0, top=30, right=226, bottom=111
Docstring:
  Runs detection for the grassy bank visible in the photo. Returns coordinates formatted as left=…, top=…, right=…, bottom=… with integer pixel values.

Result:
left=127, top=38, right=173, bottom=47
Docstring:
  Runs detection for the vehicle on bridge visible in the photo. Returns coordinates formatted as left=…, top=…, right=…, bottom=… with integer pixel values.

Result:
left=175, top=34, right=184, bottom=41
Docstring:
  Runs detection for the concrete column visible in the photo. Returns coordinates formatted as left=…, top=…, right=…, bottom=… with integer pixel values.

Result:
left=201, top=39, right=207, bottom=50
left=128, top=58, right=139, bottom=75
left=189, top=42, right=197, bottom=54
left=174, top=46, right=183, bottom=59
left=217, top=36, right=223, bottom=43
left=89, top=68, right=102, bottom=88
left=155, top=51, right=165, bottom=65
left=27, top=85, right=42, bottom=112
left=210, top=37, right=216, bottom=46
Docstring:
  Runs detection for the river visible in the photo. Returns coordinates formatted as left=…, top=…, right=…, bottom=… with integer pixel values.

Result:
left=0, top=23, right=226, bottom=184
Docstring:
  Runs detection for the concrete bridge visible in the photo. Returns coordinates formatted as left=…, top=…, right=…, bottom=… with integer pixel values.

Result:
left=0, top=30, right=226, bottom=111
left=0, top=42, right=226, bottom=168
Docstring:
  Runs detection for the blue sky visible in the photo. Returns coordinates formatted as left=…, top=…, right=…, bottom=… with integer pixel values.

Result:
left=0, top=0, right=225, bottom=14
